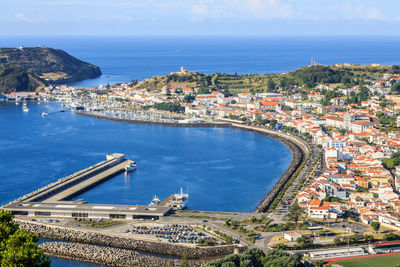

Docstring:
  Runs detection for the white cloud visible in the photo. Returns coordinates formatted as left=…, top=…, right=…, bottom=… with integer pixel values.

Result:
left=188, top=0, right=293, bottom=21
left=14, top=13, right=36, bottom=23
left=248, top=0, right=293, bottom=19
left=191, top=4, right=208, bottom=16
left=103, top=14, right=133, bottom=22
left=340, top=5, right=385, bottom=21
left=366, top=7, right=383, bottom=20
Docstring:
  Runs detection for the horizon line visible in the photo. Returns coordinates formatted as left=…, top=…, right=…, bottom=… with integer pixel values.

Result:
left=2, top=33, right=400, bottom=37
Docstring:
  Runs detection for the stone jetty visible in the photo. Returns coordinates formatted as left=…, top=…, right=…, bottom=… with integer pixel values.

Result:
left=40, top=241, right=185, bottom=267
left=17, top=220, right=244, bottom=259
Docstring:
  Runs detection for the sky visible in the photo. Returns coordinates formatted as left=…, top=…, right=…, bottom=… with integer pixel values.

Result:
left=1, top=0, right=400, bottom=36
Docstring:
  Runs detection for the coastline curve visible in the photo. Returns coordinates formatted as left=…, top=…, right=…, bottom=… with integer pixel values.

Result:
left=75, top=112, right=310, bottom=213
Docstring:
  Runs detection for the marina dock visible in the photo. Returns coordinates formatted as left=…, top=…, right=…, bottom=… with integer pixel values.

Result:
left=3, top=153, right=172, bottom=220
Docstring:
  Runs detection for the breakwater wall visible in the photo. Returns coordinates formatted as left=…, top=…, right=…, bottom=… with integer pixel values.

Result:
left=75, top=112, right=310, bottom=213
left=39, top=241, right=210, bottom=267
left=40, top=241, right=176, bottom=267
left=76, top=112, right=229, bottom=128
left=2, top=159, right=110, bottom=206
left=17, top=220, right=244, bottom=259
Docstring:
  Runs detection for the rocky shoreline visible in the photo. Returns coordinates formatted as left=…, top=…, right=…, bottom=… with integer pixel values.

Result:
left=40, top=241, right=189, bottom=267
left=253, top=131, right=307, bottom=212
left=17, top=220, right=243, bottom=260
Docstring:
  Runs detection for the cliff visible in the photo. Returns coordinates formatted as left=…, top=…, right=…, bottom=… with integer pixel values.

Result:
left=0, top=46, right=101, bottom=93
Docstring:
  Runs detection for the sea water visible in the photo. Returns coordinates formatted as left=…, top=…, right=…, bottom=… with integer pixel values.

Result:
left=2, top=35, right=399, bottom=266
left=0, top=36, right=399, bottom=88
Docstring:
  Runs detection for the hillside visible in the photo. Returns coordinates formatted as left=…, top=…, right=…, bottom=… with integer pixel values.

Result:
left=135, top=64, right=400, bottom=93
left=0, top=65, right=45, bottom=94
left=0, top=46, right=101, bottom=92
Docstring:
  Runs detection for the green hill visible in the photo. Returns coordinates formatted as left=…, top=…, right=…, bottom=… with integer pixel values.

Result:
left=0, top=46, right=101, bottom=93
left=135, top=64, right=400, bottom=93
left=0, top=65, right=45, bottom=94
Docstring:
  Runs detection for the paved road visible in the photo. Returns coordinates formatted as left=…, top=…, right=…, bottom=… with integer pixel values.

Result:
left=270, top=143, right=319, bottom=222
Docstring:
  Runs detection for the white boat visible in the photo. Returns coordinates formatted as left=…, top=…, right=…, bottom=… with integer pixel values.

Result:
left=171, top=187, right=189, bottom=210
left=149, top=195, right=161, bottom=206
left=124, top=162, right=136, bottom=172
left=41, top=112, right=48, bottom=117
left=69, top=102, right=84, bottom=110
left=22, top=102, right=29, bottom=112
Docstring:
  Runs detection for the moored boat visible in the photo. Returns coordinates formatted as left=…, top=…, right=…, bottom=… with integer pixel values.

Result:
left=125, top=162, right=136, bottom=172
left=171, top=187, right=189, bottom=210
left=22, top=102, right=29, bottom=112
left=149, top=195, right=161, bottom=206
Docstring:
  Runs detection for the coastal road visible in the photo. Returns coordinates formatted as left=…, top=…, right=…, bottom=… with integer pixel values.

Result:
left=270, top=144, right=319, bottom=222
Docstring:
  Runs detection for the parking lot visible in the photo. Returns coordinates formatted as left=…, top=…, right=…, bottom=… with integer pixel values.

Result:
left=121, top=224, right=218, bottom=245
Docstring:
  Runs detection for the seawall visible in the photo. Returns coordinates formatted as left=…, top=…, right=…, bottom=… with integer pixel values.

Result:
left=39, top=241, right=212, bottom=267
left=228, top=124, right=309, bottom=212
left=75, top=112, right=309, bottom=213
left=40, top=241, right=177, bottom=267
left=75, top=112, right=229, bottom=128
left=17, top=220, right=244, bottom=259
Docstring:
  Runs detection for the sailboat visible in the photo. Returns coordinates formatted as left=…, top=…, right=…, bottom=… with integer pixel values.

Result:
left=22, top=102, right=29, bottom=112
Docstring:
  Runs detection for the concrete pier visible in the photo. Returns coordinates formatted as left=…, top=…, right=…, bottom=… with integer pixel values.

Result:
left=23, top=153, right=131, bottom=203
left=2, top=153, right=173, bottom=220
left=44, top=159, right=132, bottom=202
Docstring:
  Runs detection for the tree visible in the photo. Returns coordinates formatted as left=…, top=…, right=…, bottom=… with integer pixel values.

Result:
left=296, top=237, right=311, bottom=249
left=223, top=88, right=233, bottom=97
left=371, top=221, right=380, bottom=232
left=383, top=232, right=400, bottom=241
left=334, top=237, right=341, bottom=246
left=392, top=83, right=400, bottom=94
left=363, top=234, right=374, bottom=242
left=266, top=78, right=276, bottom=92
left=1, top=229, right=50, bottom=267
left=202, top=248, right=304, bottom=267
left=197, top=87, right=210, bottom=95
left=180, top=251, right=188, bottom=267
left=130, top=79, right=138, bottom=86
left=288, top=201, right=302, bottom=225
left=183, top=94, right=195, bottom=103
left=0, top=210, right=50, bottom=266
left=279, top=77, right=287, bottom=89
left=314, top=259, right=325, bottom=267
left=221, top=262, right=236, bottom=267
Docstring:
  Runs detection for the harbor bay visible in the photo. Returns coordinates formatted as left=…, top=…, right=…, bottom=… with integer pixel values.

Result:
left=0, top=101, right=292, bottom=212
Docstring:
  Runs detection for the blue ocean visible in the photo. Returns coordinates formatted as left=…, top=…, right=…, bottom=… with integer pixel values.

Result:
left=1, top=36, right=400, bottom=266
left=0, top=36, right=400, bottom=87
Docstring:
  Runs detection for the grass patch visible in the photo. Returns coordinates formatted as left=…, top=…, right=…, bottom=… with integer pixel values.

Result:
left=336, top=254, right=400, bottom=267
left=78, top=219, right=123, bottom=228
